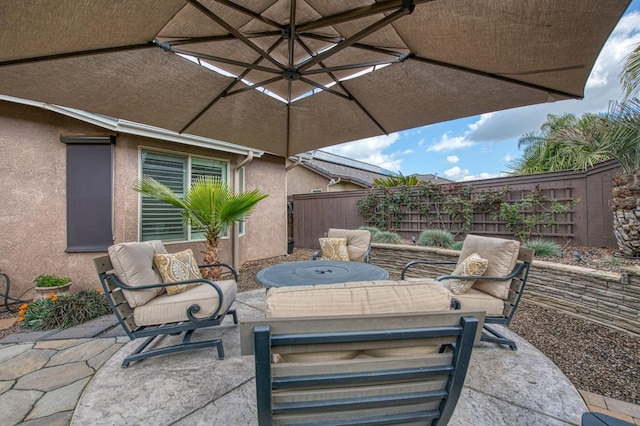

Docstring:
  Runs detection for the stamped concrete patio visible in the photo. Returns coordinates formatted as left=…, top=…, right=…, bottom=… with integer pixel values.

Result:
left=68, top=289, right=589, bottom=425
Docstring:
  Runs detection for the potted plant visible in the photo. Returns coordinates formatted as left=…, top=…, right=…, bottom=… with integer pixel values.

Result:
left=33, top=274, right=72, bottom=299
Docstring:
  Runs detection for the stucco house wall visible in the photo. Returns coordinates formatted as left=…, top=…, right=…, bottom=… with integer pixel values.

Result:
left=0, top=100, right=286, bottom=298
left=287, top=164, right=363, bottom=195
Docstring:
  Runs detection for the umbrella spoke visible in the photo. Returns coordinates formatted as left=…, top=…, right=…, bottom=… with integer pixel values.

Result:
left=226, top=76, right=283, bottom=97
left=303, top=58, right=406, bottom=76
left=288, top=0, right=297, bottom=69
left=180, top=38, right=286, bottom=133
left=0, top=43, right=154, bottom=67
left=409, top=55, right=582, bottom=100
left=212, top=0, right=283, bottom=30
left=168, top=46, right=281, bottom=74
left=187, top=0, right=286, bottom=71
left=298, top=77, right=351, bottom=100
left=298, top=5, right=414, bottom=72
left=297, top=0, right=427, bottom=33
left=296, top=38, right=388, bottom=134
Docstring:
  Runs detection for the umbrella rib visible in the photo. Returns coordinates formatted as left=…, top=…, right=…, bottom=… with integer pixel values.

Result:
left=298, top=6, right=412, bottom=72
left=303, top=58, right=405, bottom=75
left=297, top=0, right=430, bottom=33
left=169, top=46, right=281, bottom=74
left=187, top=0, right=286, bottom=71
left=212, top=0, right=283, bottom=30
left=180, top=38, right=286, bottom=134
left=0, top=43, right=154, bottom=67
left=288, top=0, right=297, bottom=69
left=409, top=55, right=583, bottom=99
left=296, top=38, right=389, bottom=135
left=162, top=32, right=280, bottom=46
left=226, top=76, right=283, bottom=97
left=298, top=77, right=351, bottom=100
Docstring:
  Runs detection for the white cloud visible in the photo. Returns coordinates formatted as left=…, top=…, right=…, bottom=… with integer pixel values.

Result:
left=427, top=134, right=475, bottom=152
left=443, top=166, right=469, bottom=180
left=461, top=172, right=507, bottom=181
left=323, top=133, right=403, bottom=171
left=446, top=155, right=459, bottom=164
left=503, top=153, right=513, bottom=162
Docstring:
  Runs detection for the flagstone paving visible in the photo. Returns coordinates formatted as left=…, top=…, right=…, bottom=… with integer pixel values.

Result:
left=0, top=291, right=638, bottom=425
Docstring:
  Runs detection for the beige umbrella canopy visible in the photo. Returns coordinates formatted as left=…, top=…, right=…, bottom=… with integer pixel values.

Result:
left=0, top=0, right=630, bottom=157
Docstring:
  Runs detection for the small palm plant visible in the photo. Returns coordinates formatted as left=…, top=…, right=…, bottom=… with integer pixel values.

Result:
left=134, top=176, right=268, bottom=280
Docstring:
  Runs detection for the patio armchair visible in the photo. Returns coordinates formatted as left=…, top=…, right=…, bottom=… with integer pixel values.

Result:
left=241, top=310, right=483, bottom=426
left=93, top=240, right=238, bottom=367
left=401, top=234, right=534, bottom=350
left=312, top=228, right=372, bottom=262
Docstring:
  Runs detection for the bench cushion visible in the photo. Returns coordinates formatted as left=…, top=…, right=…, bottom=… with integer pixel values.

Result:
left=108, top=240, right=167, bottom=308
left=133, top=279, right=237, bottom=326
left=265, top=280, right=451, bottom=361
left=441, top=284, right=505, bottom=316
left=458, top=235, right=519, bottom=300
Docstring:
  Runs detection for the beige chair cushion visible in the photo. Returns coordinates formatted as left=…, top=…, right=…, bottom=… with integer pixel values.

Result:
left=318, top=237, right=350, bottom=261
left=153, top=249, right=202, bottom=296
left=108, top=240, right=167, bottom=308
left=458, top=235, right=519, bottom=300
left=327, top=229, right=371, bottom=262
left=266, top=280, right=451, bottom=361
left=447, top=253, right=489, bottom=295
left=440, top=284, right=505, bottom=316
left=133, top=279, right=237, bottom=327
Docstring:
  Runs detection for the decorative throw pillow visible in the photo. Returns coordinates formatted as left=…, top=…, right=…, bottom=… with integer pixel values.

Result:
left=448, top=253, right=489, bottom=295
left=153, top=249, right=203, bottom=296
left=319, top=237, right=350, bottom=261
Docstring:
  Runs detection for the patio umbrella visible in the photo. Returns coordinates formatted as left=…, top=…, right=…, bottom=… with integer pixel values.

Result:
left=0, top=0, right=630, bottom=157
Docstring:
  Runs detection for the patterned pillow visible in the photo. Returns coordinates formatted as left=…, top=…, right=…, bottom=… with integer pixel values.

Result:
left=153, top=249, right=202, bottom=296
left=319, top=237, right=350, bottom=261
left=449, top=253, right=489, bottom=295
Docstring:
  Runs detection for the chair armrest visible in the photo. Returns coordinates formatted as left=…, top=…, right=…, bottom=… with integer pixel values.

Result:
left=199, top=262, right=238, bottom=281
left=435, top=262, right=527, bottom=282
left=312, top=250, right=321, bottom=260
left=400, top=259, right=456, bottom=279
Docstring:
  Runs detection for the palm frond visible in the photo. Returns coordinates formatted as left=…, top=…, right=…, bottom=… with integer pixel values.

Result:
left=132, top=176, right=186, bottom=209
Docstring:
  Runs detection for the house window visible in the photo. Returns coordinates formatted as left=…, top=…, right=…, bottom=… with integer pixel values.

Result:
left=140, top=149, right=228, bottom=242
left=62, top=135, right=115, bottom=252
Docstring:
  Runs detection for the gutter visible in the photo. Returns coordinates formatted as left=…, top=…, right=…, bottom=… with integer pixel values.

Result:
left=232, top=152, right=255, bottom=270
left=0, top=94, right=264, bottom=157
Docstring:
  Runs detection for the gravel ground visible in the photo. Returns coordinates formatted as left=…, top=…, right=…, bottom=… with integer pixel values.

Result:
left=2, top=246, right=638, bottom=404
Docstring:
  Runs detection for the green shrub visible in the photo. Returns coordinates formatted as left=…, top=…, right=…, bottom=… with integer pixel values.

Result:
left=19, top=290, right=112, bottom=330
left=358, top=226, right=381, bottom=236
left=523, top=239, right=562, bottom=257
left=450, top=241, right=464, bottom=251
left=372, top=231, right=402, bottom=244
left=33, top=274, right=72, bottom=288
left=418, top=229, right=454, bottom=248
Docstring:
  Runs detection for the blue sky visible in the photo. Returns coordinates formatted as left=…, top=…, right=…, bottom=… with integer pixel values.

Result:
left=324, top=2, right=640, bottom=181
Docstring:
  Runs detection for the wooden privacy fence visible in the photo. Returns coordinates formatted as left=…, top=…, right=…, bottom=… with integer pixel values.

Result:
left=290, top=160, right=621, bottom=250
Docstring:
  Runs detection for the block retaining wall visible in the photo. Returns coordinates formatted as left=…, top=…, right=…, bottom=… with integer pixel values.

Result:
left=370, top=243, right=640, bottom=336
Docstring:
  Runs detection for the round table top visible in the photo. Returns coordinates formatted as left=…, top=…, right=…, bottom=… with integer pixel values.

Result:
left=256, top=260, right=389, bottom=288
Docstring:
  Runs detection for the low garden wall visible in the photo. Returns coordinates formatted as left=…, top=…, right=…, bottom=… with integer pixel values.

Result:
left=370, top=243, right=640, bottom=336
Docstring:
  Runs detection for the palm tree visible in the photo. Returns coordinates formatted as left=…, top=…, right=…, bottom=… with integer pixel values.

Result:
left=509, top=113, right=610, bottom=174
left=620, top=43, right=640, bottom=99
left=133, top=176, right=268, bottom=279
left=557, top=99, right=640, bottom=256
left=373, top=173, right=419, bottom=187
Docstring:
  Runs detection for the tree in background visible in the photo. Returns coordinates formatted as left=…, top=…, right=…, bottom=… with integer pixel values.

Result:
left=373, top=173, right=419, bottom=187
